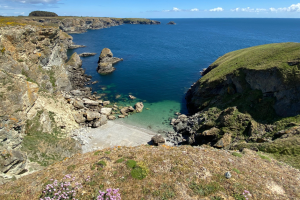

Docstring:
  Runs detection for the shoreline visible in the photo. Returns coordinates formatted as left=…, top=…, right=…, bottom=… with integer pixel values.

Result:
left=71, top=120, right=159, bottom=154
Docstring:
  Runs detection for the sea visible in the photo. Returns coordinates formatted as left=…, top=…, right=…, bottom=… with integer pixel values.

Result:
left=67, top=18, right=300, bottom=133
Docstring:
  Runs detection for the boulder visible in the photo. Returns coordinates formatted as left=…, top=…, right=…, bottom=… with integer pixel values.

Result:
left=73, top=100, right=84, bottom=109
left=214, top=133, right=232, bottom=148
left=93, top=115, right=107, bottom=127
left=108, top=115, right=116, bottom=120
left=151, top=134, right=165, bottom=146
left=85, top=110, right=100, bottom=121
left=118, top=115, right=125, bottom=118
left=121, top=106, right=135, bottom=115
left=83, top=98, right=99, bottom=106
left=135, top=102, right=144, bottom=112
left=103, top=101, right=110, bottom=106
left=72, top=112, right=86, bottom=123
left=129, top=95, right=136, bottom=99
left=101, top=108, right=112, bottom=115
left=70, top=89, right=82, bottom=96
left=69, top=44, right=86, bottom=49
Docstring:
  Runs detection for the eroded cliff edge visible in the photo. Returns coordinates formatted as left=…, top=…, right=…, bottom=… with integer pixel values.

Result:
left=171, top=43, right=300, bottom=169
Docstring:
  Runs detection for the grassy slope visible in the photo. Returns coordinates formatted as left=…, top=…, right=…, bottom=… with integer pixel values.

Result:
left=201, top=42, right=300, bottom=83
left=1, top=145, right=300, bottom=200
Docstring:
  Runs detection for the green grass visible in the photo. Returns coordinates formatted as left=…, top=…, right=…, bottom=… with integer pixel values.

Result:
left=232, top=152, right=243, bottom=158
left=232, top=168, right=240, bottom=174
left=201, top=42, right=300, bottom=83
left=189, top=181, right=222, bottom=197
left=115, top=158, right=125, bottom=163
left=126, top=160, right=136, bottom=169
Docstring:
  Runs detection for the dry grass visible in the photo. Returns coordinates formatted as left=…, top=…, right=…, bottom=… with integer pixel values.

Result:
left=1, top=145, right=299, bottom=200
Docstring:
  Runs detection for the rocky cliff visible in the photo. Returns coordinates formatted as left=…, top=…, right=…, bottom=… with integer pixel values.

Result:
left=0, top=25, right=82, bottom=183
left=24, top=17, right=160, bottom=33
left=170, top=43, right=300, bottom=169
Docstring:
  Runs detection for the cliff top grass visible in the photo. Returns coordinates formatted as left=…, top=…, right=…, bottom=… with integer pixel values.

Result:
left=201, top=42, right=300, bottom=83
left=1, top=145, right=300, bottom=200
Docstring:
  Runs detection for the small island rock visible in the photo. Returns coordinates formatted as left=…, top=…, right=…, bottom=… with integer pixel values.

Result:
left=167, top=21, right=176, bottom=25
left=97, top=48, right=123, bottom=74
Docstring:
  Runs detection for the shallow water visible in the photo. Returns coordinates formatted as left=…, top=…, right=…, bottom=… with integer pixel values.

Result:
left=67, top=18, right=300, bottom=132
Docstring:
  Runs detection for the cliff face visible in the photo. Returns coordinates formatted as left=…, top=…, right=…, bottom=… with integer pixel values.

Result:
left=171, top=43, right=300, bottom=169
left=0, top=25, right=81, bottom=183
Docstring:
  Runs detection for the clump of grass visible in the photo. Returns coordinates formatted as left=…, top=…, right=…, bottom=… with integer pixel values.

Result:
left=67, top=164, right=76, bottom=171
left=105, top=151, right=111, bottom=155
left=232, top=152, right=243, bottom=158
left=233, top=168, right=240, bottom=174
left=257, top=152, right=271, bottom=161
left=189, top=181, right=222, bottom=197
left=94, top=151, right=101, bottom=155
left=97, top=160, right=106, bottom=167
left=130, top=161, right=149, bottom=180
left=126, top=160, right=136, bottom=169
left=115, top=158, right=124, bottom=163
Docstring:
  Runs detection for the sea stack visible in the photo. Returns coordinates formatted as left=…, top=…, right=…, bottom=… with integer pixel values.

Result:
left=97, top=48, right=123, bottom=74
left=167, top=21, right=176, bottom=25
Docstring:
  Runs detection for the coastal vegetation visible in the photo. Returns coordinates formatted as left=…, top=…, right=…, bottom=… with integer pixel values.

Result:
left=29, top=11, right=58, bottom=17
left=1, top=145, right=299, bottom=199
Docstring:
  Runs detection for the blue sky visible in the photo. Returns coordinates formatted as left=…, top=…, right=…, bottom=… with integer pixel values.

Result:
left=1, top=0, right=300, bottom=18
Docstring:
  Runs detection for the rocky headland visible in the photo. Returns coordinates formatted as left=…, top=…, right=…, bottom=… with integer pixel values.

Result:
left=168, top=43, right=300, bottom=169
left=167, top=21, right=176, bottom=25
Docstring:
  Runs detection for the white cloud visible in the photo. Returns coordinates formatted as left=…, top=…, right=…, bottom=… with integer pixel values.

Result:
left=172, top=7, right=180, bottom=12
left=231, top=7, right=266, bottom=12
left=0, top=5, right=14, bottom=10
left=163, top=7, right=199, bottom=12
left=270, top=3, right=300, bottom=12
left=9, top=0, right=60, bottom=4
left=209, top=7, right=224, bottom=12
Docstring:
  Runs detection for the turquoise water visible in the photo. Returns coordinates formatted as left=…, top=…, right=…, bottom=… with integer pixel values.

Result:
left=67, top=18, right=300, bottom=132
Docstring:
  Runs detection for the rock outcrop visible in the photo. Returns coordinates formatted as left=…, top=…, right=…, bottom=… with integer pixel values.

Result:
left=79, top=53, right=96, bottom=57
left=135, top=102, right=144, bottom=112
left=167, top=21, right=176, bottom=25
left=97, top=48, right=123, bottom=74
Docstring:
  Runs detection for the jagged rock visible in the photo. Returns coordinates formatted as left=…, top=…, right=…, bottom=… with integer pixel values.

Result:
left=103, top=101, right=110, bottom=106
left=214, top=133, right=232, bottom=148
left=69, top=44, right=86, bottom=49
left=73, top=100, right=84, bottom=109
left=151, top=134, right=165, bottom=146
left=135, top=102, right=144, bottom=112
left=79, top=53, right=96, bottom=57
left=72, top=112, right=86, bottom=123
left=101, top=108, right=112, bottom=116
left=70, top=90, right=82, bottom=96
left=108, top=115, right=116, bottom=120
left=121, top=106, right=135, bottom=115
left=129, top=95, right=136, bottom=99
left=97, top=48, right=123, bottom=74
left=85, top=110, right=100, bottom=121
left=92, top=115, right=107, bottom=127
left=83, top=98, right=99, bottom=106
left=0, top=149, right=27, bottom=175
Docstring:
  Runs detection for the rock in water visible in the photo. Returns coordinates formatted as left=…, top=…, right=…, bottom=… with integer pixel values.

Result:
left=129, top=95, right=136, bottom=99
left=167, top=21, right=176, bottom=25
left=97, top=48, right=123, bottom=74
left=79, top=52, right=96, bottom=57
left=151, top=134, right=165, bottom=146
left=135, top=102, right=144, bottom=112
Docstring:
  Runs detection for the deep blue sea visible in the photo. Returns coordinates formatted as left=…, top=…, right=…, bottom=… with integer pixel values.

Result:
left=67, top=18, right=300, bottom=132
